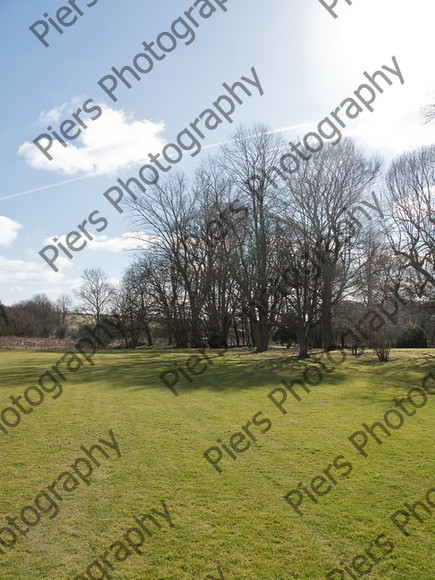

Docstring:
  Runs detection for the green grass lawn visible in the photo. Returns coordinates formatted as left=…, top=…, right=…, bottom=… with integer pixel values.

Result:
left=0, top=348, right=433, bottom=579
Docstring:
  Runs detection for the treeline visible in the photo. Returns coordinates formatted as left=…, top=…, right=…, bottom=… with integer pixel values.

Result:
left=2, top=128, right=434, bottom=357
left=74, top=128, right=435, bottom=356
left=0, top=294, right=71, bottom=339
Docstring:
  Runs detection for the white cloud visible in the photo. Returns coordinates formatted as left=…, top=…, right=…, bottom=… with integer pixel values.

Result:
left=0, top=255, right=68, bottom=284
left=0, top=255, right=85, bottom=306
left=18, top=103, right=166, bottom=176
left=88, top=232, right=152, bottom=252
left=41, top=231, right=151, bottom=253
left=43, top=233, right=68, bottom=246
left=38, top=103, right=69, bottom=125
left=0, top=217, right=21, bottom=246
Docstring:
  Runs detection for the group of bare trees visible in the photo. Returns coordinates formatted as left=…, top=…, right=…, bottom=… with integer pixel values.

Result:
left=385, top=145, right=435, bottom=295
left=105, top=128, right=433, bottom=356
left=3, top=129, right=432, bottom=357
left=0, top=294, right=72, bottom=338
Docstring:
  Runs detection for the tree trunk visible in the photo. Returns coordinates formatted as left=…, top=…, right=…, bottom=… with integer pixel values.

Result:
left=233, top=318, right=240, bottom=347
left=144, top=322, right=153, bottom=346
left=297, top=325, right=309, bottom=358
left=189, top=306, right=203, bottom=348
left=174, top=322, right=189, bottom=348
left=321, top=268, right=336, bottom=351
left=252, top=321, right=270, bottom=353
left=250, top=319, right=257, bottom=348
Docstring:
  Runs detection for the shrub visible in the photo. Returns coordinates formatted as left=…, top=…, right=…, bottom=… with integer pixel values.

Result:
left=55, top=325, right=66, bottom=339
left=370, top=329, right=392, bottom=362
left=396, top=324, right=428, bottom=348
left=272, top=327, right=297, bottom=347
left=374, top=344, right=391, bottom=362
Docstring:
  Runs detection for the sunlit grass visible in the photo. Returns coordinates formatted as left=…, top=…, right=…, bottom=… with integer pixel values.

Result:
left=0, top=348, right=433, bottom=579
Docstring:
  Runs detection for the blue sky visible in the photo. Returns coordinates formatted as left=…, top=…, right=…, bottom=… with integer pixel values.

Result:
left=0, top=0, right=434, bottom=306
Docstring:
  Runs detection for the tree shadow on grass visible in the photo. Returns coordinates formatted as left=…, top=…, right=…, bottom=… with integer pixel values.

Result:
left=74, top=348, right=434, bottom=400
left=95, top=348, right=352, bottom=394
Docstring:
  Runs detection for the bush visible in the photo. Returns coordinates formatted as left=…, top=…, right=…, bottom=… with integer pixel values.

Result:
left=272, top=327, right=297, bottom=347
left=396, top=324, right=428, bottom=348
left=374, top=344, right=391, bottom=362
left=370, top=329, right=392, bottom=362
left=55, top=325, right=66, bottom=339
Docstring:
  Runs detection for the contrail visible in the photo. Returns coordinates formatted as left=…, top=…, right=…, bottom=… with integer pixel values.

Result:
left=0, top=176, right=90, bottom=201
left=1, top=122, right=314, bottom=201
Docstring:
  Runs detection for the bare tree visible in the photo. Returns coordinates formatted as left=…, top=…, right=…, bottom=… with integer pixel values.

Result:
left=0, top=301, right=9, bottom=329
left=220, top=124, right=286, bottom=353
left=146, top=254, right=190, bottom=347
left=277, top=138, right=381, bottom=350
left=75, top=268, right=114, bottom=334
left=278, top=223, right=323, bottom=357
left=422, top=95, right=435, bottom=125
left=56, top=294, right=72, bottom=324
left=385, top=144, right=435, bottom=297
left=113, top=258, right=155, bottom=347
left=194, top=159, right=237, bottom=348
left=127, top=173, right=209, bottom=347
